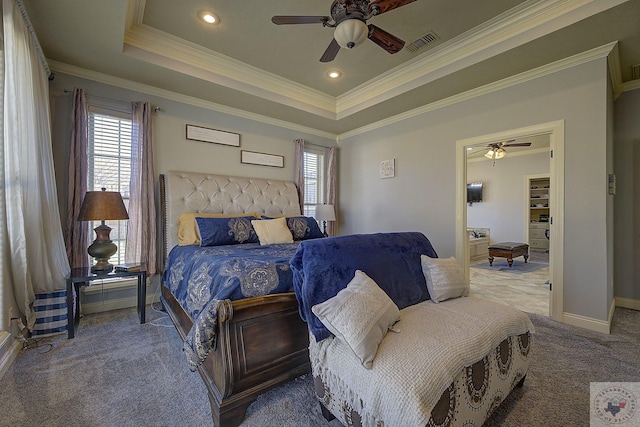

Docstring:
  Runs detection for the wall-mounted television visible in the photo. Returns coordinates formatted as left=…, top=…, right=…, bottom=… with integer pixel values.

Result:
left=467, top=182, right=483, bottom=205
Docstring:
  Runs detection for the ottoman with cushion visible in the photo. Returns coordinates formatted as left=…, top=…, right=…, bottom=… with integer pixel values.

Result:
left=488, top=242, right=529, bottom=267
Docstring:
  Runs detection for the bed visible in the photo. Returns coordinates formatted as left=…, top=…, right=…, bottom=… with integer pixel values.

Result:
left=291, top=233, right=534, bottom=426
left=159, top=171, right=315, bottom=427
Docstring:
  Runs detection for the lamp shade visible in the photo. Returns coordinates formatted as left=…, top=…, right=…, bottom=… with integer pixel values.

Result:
left=315, top=204, right=336, bottom=221
left=78, top=189, right=129, bottom=221
left=333, top=19, right=368, bottom=49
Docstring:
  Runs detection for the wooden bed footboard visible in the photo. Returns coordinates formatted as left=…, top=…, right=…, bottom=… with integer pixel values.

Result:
left=161, top=286, right=311, bottom=427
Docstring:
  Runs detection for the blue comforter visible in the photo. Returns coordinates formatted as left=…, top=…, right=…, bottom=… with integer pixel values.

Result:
left=162, top=242, right=300, bottom=370
left=290, top=232, right=438, bottom=342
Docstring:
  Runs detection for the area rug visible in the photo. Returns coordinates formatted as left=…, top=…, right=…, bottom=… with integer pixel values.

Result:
left=472, top=259, right=547, bottom=273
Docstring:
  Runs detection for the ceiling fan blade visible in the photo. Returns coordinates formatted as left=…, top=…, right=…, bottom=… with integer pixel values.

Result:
left=503, top=142, right=532, bottom=147
left=370, top=0, right=417, bottom=15
left=320, top=38, right=341, bottom=63
left=368, top=24, right=405, bottom=54
left=271, top=16, right=330, bottom=25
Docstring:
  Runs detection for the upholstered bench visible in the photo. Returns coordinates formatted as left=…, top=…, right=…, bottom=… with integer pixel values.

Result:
left=488, top=242, right=529, bottom=267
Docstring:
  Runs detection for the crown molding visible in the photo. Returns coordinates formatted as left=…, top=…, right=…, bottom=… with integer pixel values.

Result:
left=622, top=79, right=640, bottom=93
left=338, top=42, right=617, bottom=141
left=608, top=42, right=623, bottom=99
left=336, top=0, right=628, bottom=118
left=125, top=0, right=627, bottom=122
left=123, top=24, right=337, bottom=119
left=48, top=60, right=337, bottom=140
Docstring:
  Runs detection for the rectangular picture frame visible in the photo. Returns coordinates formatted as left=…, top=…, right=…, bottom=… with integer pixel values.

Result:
left=241, top=150, right=284, bottom=168
left=380, top=159, right=395, bottom=178
left=186, top=124, right=240, bottom=147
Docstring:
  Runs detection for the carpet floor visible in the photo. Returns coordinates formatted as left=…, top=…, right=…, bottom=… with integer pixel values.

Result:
left=0, top=302, right=638, bottom=426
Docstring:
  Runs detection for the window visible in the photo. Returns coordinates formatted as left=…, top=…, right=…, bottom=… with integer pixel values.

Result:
left=303, top=149, right=325, bottom=217
left=88, top=109, right=132, bottom=265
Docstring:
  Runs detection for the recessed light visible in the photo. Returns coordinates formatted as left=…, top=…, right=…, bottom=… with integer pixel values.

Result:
left=199, top=11, right=219, bottom=24
left=327, top=70, right=342, bottom=79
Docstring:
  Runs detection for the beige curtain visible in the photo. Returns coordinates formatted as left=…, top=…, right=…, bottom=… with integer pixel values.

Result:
left=126, top=102, right=157, bottom=275
left=326, top=146, right=337, bottom=236
left=64, top=88, right=89, bottom=269
left=294, top=138, right=305, bottom=215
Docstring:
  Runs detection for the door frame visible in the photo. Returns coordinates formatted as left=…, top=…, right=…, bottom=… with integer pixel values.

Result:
left=456, top=120, right=564, bottom=321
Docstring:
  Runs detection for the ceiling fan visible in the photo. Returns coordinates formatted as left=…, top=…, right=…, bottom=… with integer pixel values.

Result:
left=271, top=0, right=417, bottom=62
left=484, top=140, right=532, bottom=159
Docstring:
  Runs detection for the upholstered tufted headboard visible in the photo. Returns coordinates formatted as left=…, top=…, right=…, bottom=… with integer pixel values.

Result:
left=160, top=171, right=301, bottom=259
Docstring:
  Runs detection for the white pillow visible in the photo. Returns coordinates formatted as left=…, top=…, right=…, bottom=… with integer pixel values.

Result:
left=420, top=255, right=469, bottom=303
left=311, top=270, right=400, bottom=369
left=251, top=217, right=293, bottom=245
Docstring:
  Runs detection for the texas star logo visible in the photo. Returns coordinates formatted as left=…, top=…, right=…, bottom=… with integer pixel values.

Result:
left=593, top=386, right=637, bottom=424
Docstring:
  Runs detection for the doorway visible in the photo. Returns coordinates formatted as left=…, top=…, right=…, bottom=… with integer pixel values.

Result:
left=455, top=121, right=565, bottom=321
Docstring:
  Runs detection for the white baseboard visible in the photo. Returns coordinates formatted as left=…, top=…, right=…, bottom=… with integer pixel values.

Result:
left=0, top=331, right=20, bottom=381
left=562, top=312, right=611, bottom=334
left=616, top=297, right=640, bottom=311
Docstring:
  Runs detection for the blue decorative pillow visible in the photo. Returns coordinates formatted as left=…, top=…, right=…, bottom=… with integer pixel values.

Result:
left=286, top=216, right=325, bottom=240
left=261, top=216, right=325, bottom=240
left=196, top=216, right=259, bottom=246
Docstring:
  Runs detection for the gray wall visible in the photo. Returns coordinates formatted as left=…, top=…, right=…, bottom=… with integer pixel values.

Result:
left=50, top=73, right=335, bottom=223
left=614, top=88, right=640, bottom=301
left=48, top=73, right=335, bottom=309
left=467, top=152, right=550, bottom=245
left=339, top=58, right=612, bottom=321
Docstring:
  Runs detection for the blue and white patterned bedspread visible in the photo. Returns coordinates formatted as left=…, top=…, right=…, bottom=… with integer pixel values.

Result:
left=162, top=242, right=300, bottom=370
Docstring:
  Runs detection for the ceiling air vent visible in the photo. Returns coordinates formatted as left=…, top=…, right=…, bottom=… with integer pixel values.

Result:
left=632, top=64, right=640, bottom=80
left=406, top=31, right=440, bottom=53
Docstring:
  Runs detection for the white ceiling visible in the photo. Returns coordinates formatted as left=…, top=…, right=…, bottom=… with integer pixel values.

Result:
left=23, top=0, right=640, bottom=136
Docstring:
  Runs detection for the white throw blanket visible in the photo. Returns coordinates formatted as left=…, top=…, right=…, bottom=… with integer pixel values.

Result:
left=310, top=296, right=535, bottom=426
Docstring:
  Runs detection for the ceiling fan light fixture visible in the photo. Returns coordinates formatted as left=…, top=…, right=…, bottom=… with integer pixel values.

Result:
left=334, top=19, right=368, bottom=49
left=495, top=148, right=506, bottom=159
left=484, top=149, right=495, bottom=159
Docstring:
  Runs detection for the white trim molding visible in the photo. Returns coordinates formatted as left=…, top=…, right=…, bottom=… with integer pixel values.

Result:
left=124, top=0, right=628, bottom=121
left=562, top=311, right=611, bottom=335
left=0, top=331, right=20, bottom=381
left=616, top=297, right=640, bottom=311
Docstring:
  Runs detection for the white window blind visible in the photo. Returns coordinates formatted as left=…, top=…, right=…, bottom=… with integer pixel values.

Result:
left=303, top=149, right=325, bottom=218
left=88, top=110, right=132, bottom=266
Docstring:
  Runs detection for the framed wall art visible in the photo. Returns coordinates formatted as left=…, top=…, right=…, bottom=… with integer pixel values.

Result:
left=186, top=124, right=240, bottom=147
left=241, top=150, right=284, bottom=168
left=380, top=159, right=395, bottom=178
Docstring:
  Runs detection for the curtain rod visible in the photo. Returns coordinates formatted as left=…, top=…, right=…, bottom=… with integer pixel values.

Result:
left=16, top=0, right=52, bottom=80
left=62, top=89, right=162, bottom=113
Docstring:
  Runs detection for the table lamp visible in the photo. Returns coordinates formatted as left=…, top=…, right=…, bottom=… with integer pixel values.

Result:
left=315, top=204, right=336, bottom=237
left=78, top=188, right=129, bottom=272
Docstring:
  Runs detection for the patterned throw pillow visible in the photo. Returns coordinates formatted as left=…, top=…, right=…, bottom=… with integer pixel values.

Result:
left=311, top=270, right=400, bottom=369
left=286, top=216, right=325, bottom=240
left=195, top=216, right=259, bottom=246
left=177, top=212, right=257, bottom=246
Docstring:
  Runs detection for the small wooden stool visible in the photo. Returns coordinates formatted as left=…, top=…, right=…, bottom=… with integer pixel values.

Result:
left=488, top=242, right=529, bottom=267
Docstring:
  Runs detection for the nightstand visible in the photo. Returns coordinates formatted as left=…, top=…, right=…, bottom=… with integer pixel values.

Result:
left=66, top=266, right=146, bottom=338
